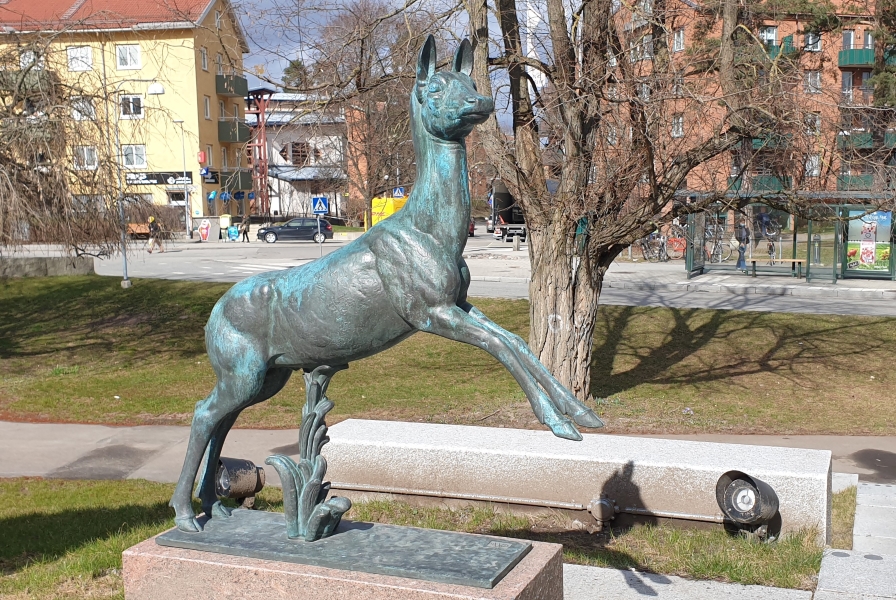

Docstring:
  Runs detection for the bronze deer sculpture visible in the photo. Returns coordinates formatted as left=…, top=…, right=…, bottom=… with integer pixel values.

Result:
left=170, top=36, right=603, bottom=533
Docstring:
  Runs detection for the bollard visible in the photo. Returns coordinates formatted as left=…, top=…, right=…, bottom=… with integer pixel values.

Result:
left=512, top=234, right=521, bottom=252
left=812, top=234, right=821, bottom=264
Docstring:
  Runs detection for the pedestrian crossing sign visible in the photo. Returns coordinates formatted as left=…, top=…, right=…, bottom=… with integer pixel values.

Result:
left=312, top=197, right=329, bottom=215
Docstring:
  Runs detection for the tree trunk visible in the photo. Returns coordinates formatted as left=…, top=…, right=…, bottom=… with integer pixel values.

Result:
left=527, top=218, right=602, bottom=401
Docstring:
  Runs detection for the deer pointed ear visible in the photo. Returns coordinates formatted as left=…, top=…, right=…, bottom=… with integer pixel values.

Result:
left=453, top=39, right=473, bottom=76
left=416, top=35, right=436, bottom=86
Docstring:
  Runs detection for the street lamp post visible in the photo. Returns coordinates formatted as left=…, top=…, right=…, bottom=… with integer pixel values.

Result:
left=172, top=119, right=190, bottom=239
left=113, top=79, right=165, bottom=289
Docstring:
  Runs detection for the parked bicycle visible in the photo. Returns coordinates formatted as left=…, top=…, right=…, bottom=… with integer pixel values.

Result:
left=637, top=234, right=670, bottom=262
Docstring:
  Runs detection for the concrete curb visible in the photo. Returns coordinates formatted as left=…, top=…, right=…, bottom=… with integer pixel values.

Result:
left=470, top=275, right=896, bottom=299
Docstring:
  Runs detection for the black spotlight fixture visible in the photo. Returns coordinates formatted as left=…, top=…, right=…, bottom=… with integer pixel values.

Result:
left=715, top=471, right=780, bottom=539
left=216, top=457, right=265, bottom=508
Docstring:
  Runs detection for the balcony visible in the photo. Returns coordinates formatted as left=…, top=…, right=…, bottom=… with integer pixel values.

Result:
left=766, top=37, right=795, bottom=59
left=839, top=48, right=875, bottom=67
left=216, top=74, right=248, bottom=97
left=841, top=87, right=874, bottom=106
left=727, top=176, right=742, bottom=191
left=218, top=119, right=250, bottom=143
left=837, top=131, right=874, bottom=149
left=220, top=169, right=253, bottom=191
left=837, top=174, right=875, bottom=190
left=751, top=175, right=792, bottom=191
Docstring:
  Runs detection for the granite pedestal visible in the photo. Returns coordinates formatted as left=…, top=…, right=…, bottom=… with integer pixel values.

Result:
left=123, top=514, right=562, bottom=600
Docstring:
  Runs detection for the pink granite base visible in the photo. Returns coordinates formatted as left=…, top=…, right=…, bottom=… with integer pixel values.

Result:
left=122, top=531, right=563, bottom=600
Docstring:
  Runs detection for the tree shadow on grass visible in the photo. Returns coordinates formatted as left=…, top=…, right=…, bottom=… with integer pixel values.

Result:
left=590, top=302, right=893, bottom=399
left=0, top=501, right=182, bottom=575
left=0, top=275, right=229, bottom=363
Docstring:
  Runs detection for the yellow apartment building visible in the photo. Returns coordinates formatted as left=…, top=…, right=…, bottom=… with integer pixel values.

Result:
left=0, top=0, right=252, bottom=232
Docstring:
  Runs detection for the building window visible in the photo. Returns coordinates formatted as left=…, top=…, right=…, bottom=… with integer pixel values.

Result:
left=805, top=70, right=822, bottom=94
left=637, top=0, right=652, bottom=16
left=611, top=0, right=621, bottom=14
left=233, top=102, right=240, bottom=119
left=122, top=144, right=147, bottom=169
left=759, top=26, right=777, bottom=48
left=216, top=53, right=224, bottom=75
left=19, top=50, right=44, bottom=70
left=222, top=147, right=228, bottom=169
left=671, top=114, right=684, bottom=138
left=280, top=142, right=311, bottom=165
left=67, top=46, right=92, bottom=71
left=215, top=10, right=222, bottom=29
left=672, top=28, right=685, bottom=52
left=119, top=95, right=143, bottom=119
left=200, top=47, right=208, bottom=71
left=606, top=125, right=618, bottom=146
left=805, top=154, right=821, bottom=177
left=638, top=82, right=651, bottom=101
left=630, top=34, right=653, bottom=62
left=607, top=51, right=617, bottom=67
left=843, top=30, right=855, bottom=50
left=864, top=31, right=874, bottom=49
left=804, top=33, right=822, bottom=52
left=805, top=112, right=821, bottom=134
left=204, top=96, right=211, bottom=119
left=672, top=72, right=684, bottom=96
left=234, top=147, right=241, bottom=168
left=206, top=144, right=213, bottom=166
left=71, top=96, right=95, bottom=121
left=116, top=44, right=140, bottom=69
left=219, top=100, right=226, bottom=119
left=74, top=146, right=98, bottom=170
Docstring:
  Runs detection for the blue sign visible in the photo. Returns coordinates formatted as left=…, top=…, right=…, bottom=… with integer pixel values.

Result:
left=392, top=186, right=405, bottom=198
left=221, top=192, right=232, bottom=201
left=312, top=197, right=329, bottom=215
left=200, top=167, right=210, bottom=177
left=248, top=192, right=255, bottom=200
left=234, top=191, right=245, bottom=200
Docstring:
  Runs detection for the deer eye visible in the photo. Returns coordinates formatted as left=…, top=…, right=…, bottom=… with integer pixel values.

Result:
left=428, top=81, right=443, bottom=93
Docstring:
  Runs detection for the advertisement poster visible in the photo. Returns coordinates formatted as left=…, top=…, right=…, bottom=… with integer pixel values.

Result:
left=846, top=211, right=892, bottom=271
left=198, top=219, right=211, bottom=242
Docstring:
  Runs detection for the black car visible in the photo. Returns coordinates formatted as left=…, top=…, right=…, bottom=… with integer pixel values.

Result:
left=257, top=218, right=334, bottom=243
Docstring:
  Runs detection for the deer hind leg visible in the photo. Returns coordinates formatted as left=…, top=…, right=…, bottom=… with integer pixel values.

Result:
left=195, top=367, right=293, bottom=519
left=169, top=358, right=270, bottom=533
left=419, top=304, right=582, bottom=441
left=461, top=303, right=603, bottom=429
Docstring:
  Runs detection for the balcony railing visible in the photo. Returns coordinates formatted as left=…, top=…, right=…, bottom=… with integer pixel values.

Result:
left=751, top=175, right=792, bottom=191
left=220, top=169, right=253, bottom=191
left=838, top=46, right=896, bottom=67
left=766, top=37, right=795, bottom=59
left=218, top=119, right=250, bottom=143
left=752, top=133, right=792, bottom=150
left=836, top=174, right=875, bottom=190
left=216, top=74, right=248, bottom=97
left=837, top=131, right=875, bottom=149
left=841, top=87, right=874, bottom=106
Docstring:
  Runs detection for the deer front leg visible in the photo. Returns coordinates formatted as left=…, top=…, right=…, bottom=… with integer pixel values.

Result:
left=417, top=304, right=582, bottom=441
left=460, top=302, right=604, bottom=429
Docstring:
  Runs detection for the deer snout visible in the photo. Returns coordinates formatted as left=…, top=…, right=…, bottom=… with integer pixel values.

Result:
left=464, top=95, right=494, bottom=116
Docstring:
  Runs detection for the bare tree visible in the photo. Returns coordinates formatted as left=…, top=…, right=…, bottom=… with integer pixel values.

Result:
left=462, top=0, right=890, bottom=400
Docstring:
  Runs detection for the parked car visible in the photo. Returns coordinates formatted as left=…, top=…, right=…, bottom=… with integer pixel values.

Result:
left=257, top=218, right=334, bottom=243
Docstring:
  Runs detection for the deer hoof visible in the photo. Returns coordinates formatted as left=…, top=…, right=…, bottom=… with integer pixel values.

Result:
left=174, top=515, right=203, bottom=533
left=570, top=407, right=605, bottom=429
left=547, top=418, right=583, bottom=441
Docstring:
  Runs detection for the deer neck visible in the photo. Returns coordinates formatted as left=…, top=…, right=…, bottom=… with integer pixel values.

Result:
left=402, top=99, right=470, bottom=248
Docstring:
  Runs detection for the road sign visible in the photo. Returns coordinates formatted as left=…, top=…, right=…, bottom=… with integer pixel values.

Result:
left=392, top=186, right=405, bottom=198
left=200, top=167, right=210, bottom=177
left=312, top=197, right=329, bottom=215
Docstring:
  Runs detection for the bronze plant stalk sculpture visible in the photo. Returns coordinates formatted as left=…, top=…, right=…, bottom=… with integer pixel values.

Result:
left=169, top=35, right=604, bottom=534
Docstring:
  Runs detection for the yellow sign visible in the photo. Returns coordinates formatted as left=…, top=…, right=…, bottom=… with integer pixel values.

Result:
left=369, top=197, right=407, bottom=226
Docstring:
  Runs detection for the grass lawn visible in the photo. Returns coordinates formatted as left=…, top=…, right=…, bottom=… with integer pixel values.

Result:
left=1, top=275, right=894, bottom=434
left=331, top=225, right=366, bottom=233
left=0, top=478, right=838, bottom=598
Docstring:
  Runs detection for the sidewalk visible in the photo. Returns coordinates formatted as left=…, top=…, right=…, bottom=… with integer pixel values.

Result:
left=463, top=247, right=896, bottom=299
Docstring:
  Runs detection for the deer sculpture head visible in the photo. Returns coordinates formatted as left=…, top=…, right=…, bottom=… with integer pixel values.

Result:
left=413, top=36, right=494, bottom=141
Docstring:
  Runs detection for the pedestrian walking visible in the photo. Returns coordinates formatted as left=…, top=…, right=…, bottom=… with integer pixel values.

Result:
left=239, top=217, right=250, bottom=243
left=147, top=216, right=164, bottom=253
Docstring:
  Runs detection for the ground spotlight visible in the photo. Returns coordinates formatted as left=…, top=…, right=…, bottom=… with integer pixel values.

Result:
left=715, top=471, right=779, bottom=539
left=216, top=457, right=265, bottom=508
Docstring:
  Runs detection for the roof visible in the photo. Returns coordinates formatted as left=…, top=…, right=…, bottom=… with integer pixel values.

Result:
left=0, top=0, right=248, bottom=50
left=269, top=165, right=346, bottom=182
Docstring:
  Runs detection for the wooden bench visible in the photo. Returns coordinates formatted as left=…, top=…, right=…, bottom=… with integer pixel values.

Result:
left=749, top=258, right=806, bottom=278
left=127, top=223, right=150, bottom=239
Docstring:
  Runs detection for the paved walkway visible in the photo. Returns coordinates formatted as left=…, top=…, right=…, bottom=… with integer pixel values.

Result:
left=462, top=246, right=896, bottom=299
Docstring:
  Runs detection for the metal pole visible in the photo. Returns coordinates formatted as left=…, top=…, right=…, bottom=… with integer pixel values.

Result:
left=174, top=120, right=190, bottom=239
left=114, top=84, right=130, bottom=289
left=113, top=78, right=162, bottom=289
